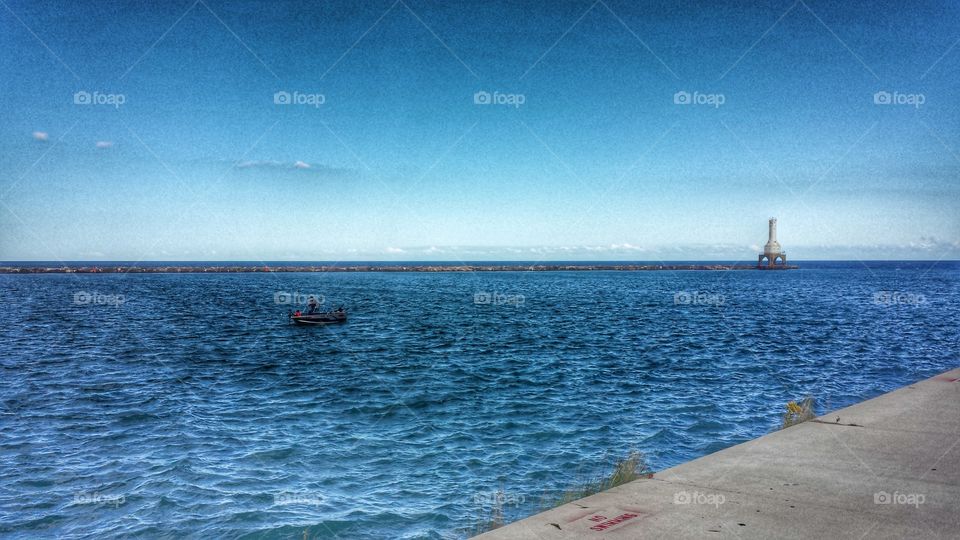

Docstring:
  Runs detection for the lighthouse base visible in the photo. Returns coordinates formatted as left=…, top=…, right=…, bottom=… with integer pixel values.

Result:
left=758, top=253, right=787, bottom=268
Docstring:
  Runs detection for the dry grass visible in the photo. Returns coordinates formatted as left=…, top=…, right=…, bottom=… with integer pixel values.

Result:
left=471, top=451, right=651, bottom=537
left=546, top=450, right=651, bottom=509
left=781, top=396, right=816, bottom=429
left=470, top=489, right=506, bottom=536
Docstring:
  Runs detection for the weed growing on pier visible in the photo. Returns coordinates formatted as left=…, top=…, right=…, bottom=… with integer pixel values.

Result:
left=781, top=397, right=816, bottom=429
left=547, top=450, right=651, bottom=508
left=471, top=489, right=506, bottom=535
left=470, top=451, right=650, bottom=537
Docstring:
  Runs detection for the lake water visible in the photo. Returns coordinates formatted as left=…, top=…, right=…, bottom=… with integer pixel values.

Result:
left=1, top=262, right=957, bottom=538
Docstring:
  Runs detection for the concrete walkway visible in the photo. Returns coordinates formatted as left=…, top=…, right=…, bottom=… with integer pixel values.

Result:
left=476, top=368, right=960, bottom=539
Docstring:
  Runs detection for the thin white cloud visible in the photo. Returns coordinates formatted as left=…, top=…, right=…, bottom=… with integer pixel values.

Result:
left=233, top=159, right=350, bottom=175
left=32, top=131, right=49, bottom=142
left=608, top=243, right=646, bottom=251
left=235, top=159, right=285, bottom=169
left=385, top=247, right=406, bottom=253
left=95, top=141, right=114, bottom=149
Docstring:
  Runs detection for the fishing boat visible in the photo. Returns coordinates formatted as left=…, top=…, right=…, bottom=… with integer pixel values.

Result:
left=289, top=308, right=347, bottom=325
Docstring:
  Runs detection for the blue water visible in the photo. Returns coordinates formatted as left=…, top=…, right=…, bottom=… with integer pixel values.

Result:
left=1, top=263, right=957, bottom=538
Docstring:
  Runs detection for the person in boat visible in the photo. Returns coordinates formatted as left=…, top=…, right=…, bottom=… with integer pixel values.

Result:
left=306, top=296, right=320, bottom=314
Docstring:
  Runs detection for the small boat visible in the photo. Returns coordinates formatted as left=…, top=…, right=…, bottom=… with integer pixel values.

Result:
left=290, top=308, right=347, bottom=325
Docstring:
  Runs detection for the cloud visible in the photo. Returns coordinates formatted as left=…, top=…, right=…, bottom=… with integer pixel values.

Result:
left=235, top=160, right=315, bottom=170
left=95, top=141, right=114, bottom=149
left=235, top=160, right=285, bottom=169
left=32, top=131, right=49, bottom=142
left=906, top=236, right=958, bottom=251
left=232, top=159, right=351, bottom=176
left=607, top=243, right=646, bottom=251
left=372, top=243, right=781, bottom=260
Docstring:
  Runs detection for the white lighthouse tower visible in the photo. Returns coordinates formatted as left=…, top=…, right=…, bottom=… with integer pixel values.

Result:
left=758, top=218, right=787, bottom=267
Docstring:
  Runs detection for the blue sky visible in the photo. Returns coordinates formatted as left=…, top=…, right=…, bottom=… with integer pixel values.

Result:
left=1, top=0, right=958, bottom=261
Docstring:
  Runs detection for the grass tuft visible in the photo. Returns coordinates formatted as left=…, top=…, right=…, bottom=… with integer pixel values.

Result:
left=546, top=450, right=651, bottom=509
left=470, top=451, right=651, bottom=537
left=471, top=489, right=505, bottom=536
left=781, top=396, right=816, bottom=429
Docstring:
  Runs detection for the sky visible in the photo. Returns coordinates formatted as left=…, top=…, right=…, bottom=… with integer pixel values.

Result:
left=1, top=0, right=958, bottom=261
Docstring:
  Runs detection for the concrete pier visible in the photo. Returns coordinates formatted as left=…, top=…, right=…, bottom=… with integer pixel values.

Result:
left=476, top=368, right=960, bottom=539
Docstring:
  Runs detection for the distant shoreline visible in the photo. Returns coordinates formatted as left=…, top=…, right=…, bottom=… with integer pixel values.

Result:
left=0, top=264, right=799, bottom=274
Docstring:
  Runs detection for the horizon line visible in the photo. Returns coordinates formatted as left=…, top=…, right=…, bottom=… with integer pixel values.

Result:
left=2, top=259, right=958, bottom=264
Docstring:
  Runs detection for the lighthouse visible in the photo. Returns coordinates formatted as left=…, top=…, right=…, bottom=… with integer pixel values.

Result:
left=758, top=218, right=787, bottom=267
